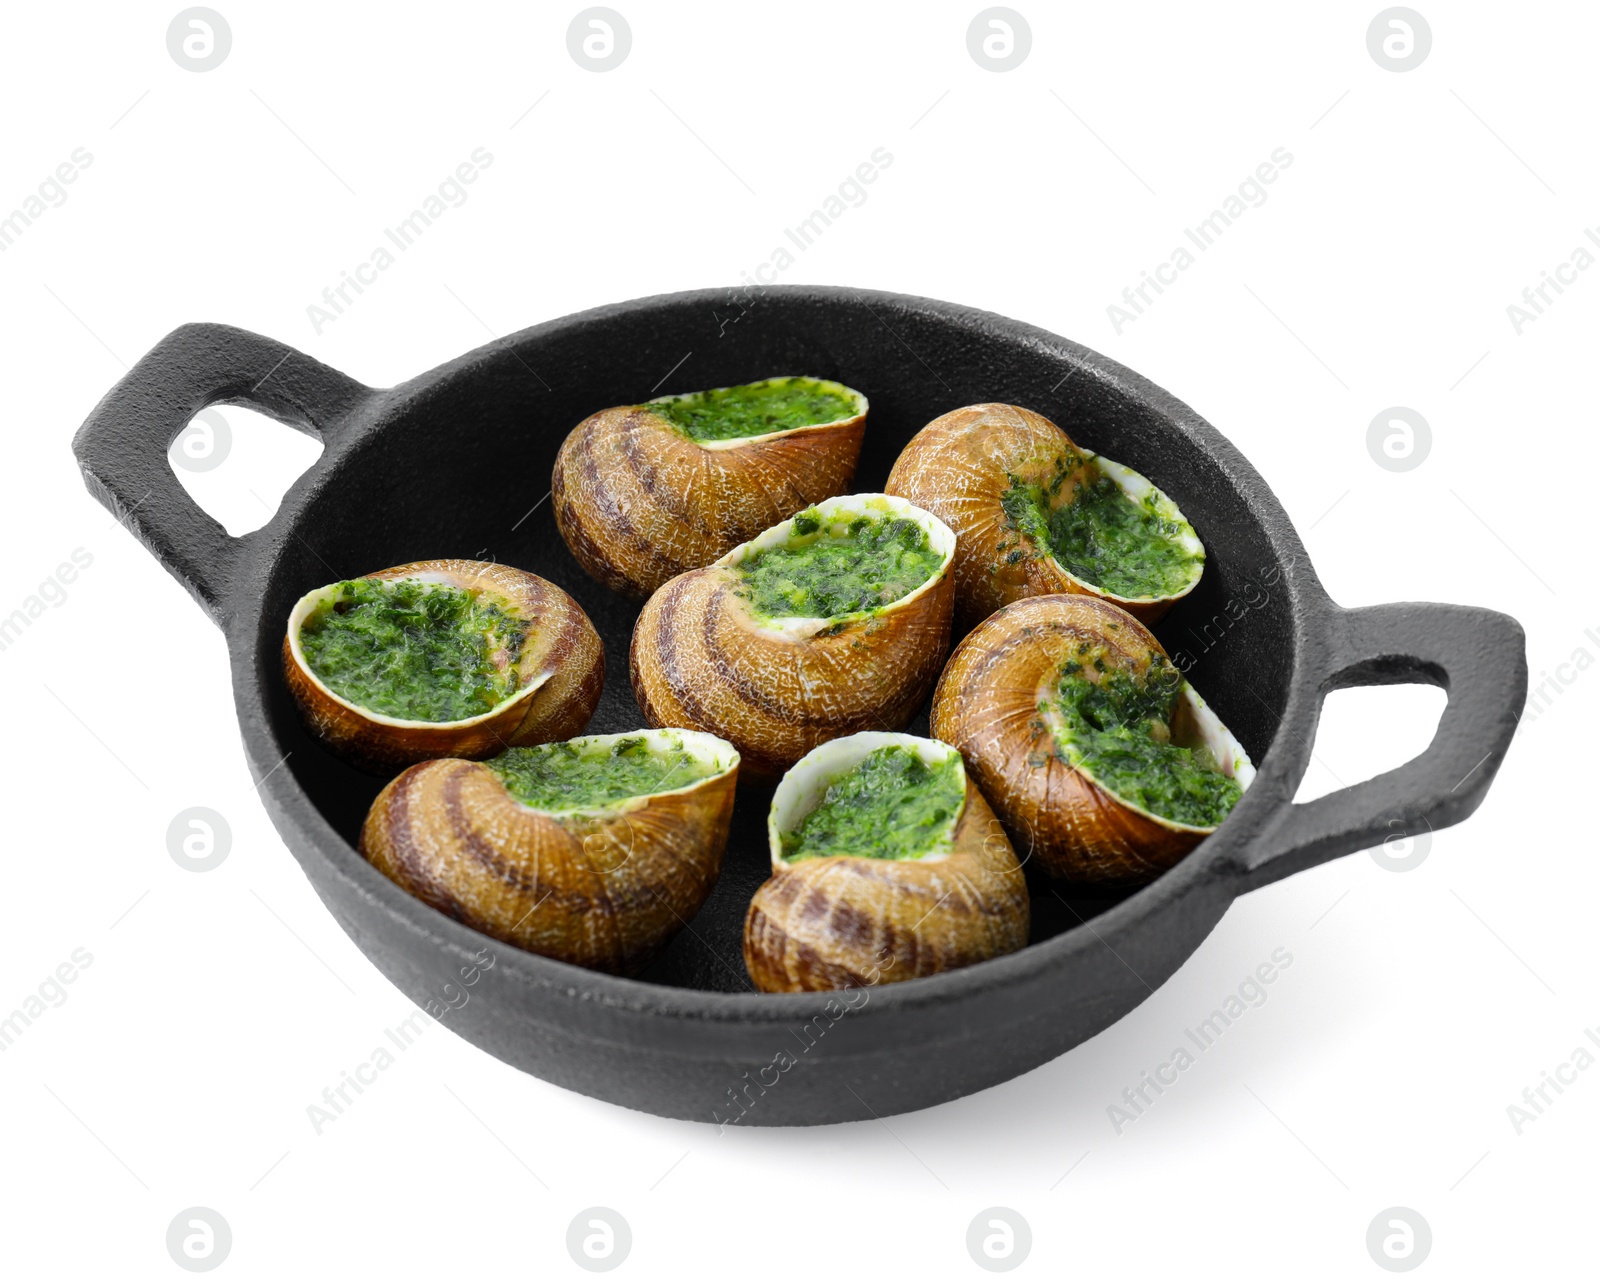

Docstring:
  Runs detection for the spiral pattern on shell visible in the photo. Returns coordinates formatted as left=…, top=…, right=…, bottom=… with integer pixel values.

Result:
left=743, top=770, right=1029, bottom=993
left=360, top=732, right=739, bottom=975
left=628, top=497, right=956, bottom=781
left=930, top=594, right=1253, bottom=884
left=885, top=402, right=1201, bottom=632
left=284, top=559, right=605, bottom=774
left=552, top=388, right=865, bottom=598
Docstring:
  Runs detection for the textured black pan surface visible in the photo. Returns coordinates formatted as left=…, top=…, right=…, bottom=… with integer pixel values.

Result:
left=73, top=287, right=1526, bottom=1125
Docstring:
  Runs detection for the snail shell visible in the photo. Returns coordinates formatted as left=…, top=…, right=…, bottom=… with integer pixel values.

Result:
left=929, top=594, right=1254, bottom=884
left=360, top=729, right=739, bottom=975
left=629, top=494, right=956, bottom=781
left=284, top=559, right=604, bottom=774
left=885, top=402, right=1203, bottom=632
left=743, top=732, right=1030, bottom=992
left=552, top=377, right=867, bottom=598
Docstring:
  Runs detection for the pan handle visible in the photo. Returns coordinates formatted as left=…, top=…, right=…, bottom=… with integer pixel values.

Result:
left=71, top=323, right=372, bottom=626
left=1235, top=600, right=1526, bottom=891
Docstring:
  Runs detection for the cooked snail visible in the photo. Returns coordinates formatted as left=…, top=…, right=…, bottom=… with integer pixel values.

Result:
left=360, top=729, right=739, bottom=975
left=284, top=559, right=604, bottom=773
left=553, top=375, right=867, bottom=598
left=744, top=732, right=1029, bottom=992
left=930, top=594, right=1254, bottom=884
left=630, top=493, right=956, bottom=781
left=885, top=402, right=1204, bottom=631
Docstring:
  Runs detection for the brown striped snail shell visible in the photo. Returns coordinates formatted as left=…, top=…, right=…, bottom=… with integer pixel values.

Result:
left=629, top=494, right=956, bottom=782
left=885, top=402, right=1203, bottom=632
left=284, top=559, right=605, bottom=774
left=743, top=732, right=1030, bottom=993
left=552, top=377, right=867, bottom=598
left=360, top=729, right=739, bottom=975
left=929, top=594, right=1254, bottom=884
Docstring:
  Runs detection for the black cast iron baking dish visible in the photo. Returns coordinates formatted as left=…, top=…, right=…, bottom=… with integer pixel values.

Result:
left=73, top=286, right=1526, bottom=1125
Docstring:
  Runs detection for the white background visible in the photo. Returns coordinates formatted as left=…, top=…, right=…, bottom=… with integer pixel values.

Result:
left=2, top=1, right=1593, bottom=1275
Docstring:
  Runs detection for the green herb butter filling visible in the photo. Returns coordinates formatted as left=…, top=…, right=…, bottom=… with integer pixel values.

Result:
left=1001, top=455, right=1199, bottom=600
left=781, top=745, right=966, bottom=863
left=1051, top=653, right=1242, bottom=828
left=298, top=578, right=530, bottom=723
left=649, top=377, right=859, bottom=443
left=487, top=735, right=717, bottom=811
left=736, top=508, right=945, bottom=620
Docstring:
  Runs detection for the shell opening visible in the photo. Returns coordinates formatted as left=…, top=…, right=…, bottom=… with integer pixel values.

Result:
left=1011, top=453, right=1204, bottom=605
left=717, top=493, right=956, bottom=640
left=487, top=728, right=739, bottom=817
left=1045, top=655, right=1256, bottom=834
left=646, top=375, right=867, bottom=450
left=286, top=576, right=550, bottom=729
left=767, top=731, right=966, bottom=867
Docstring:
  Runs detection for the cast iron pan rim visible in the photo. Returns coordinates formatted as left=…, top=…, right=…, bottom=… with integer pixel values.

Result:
left=236, top=284, right=1325, bottom=1023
